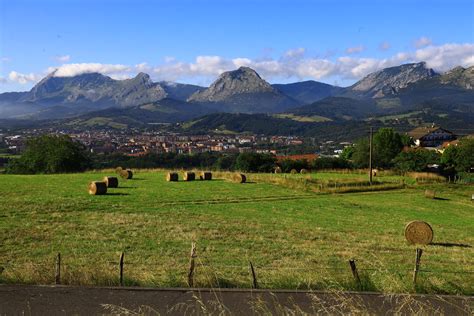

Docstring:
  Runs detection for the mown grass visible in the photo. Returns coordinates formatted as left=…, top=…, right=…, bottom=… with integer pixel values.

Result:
left=0, top=170, right=473, bottom=295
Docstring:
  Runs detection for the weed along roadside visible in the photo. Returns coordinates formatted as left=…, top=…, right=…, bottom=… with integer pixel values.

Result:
left=0, top=170, right=473, bottom=297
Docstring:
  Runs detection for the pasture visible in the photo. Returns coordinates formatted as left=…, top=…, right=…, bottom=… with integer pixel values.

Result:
left=0, top=170, right=473, bottom=295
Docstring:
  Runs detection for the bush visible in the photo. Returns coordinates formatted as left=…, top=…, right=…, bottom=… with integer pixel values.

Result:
left=441, top=138, right=474, bottom=173
left=312, top=157, right=352, bottom=170
left=6, top=135, right=91, bottom=174
left=393, top=148, right=440, bottom=172
left=235, top=152, right=276, bottom=172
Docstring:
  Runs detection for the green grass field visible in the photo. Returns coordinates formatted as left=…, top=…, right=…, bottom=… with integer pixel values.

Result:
left=0, top=170, right=473, bottom=295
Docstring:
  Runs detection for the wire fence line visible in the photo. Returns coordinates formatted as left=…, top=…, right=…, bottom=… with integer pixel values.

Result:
left=1, top=246, right=473, bottom=290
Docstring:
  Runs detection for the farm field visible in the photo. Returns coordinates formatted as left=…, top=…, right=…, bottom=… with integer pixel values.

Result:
left=0, top=170, right=473, bottom=295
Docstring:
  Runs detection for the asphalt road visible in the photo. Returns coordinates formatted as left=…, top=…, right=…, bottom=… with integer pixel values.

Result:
left=0, top=285, right=472, bottom=315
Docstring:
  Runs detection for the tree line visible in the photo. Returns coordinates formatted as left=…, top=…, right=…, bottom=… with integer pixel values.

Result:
left=4, top=131, right=473, bottom=176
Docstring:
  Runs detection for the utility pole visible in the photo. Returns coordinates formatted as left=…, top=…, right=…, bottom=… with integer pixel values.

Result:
left=369, top=127, right=373, bottom=185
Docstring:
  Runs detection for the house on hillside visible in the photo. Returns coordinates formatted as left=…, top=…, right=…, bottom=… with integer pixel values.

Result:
left=408, top=126, right=456, bottom=148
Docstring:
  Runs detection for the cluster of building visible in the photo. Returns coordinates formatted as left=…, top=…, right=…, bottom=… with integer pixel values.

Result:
left=1, top=126, right=464, bottom=160
left=0, top=130, right=312, bottom=156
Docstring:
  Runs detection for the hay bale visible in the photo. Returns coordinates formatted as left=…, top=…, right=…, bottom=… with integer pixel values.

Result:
left=200, top=171, right=212, bottom=180
left=102, top=176, right=119, bottom=188
left=290, top=169, right=298, bottom=174
left=115, top=167, right=123, bottom=174
left=88, top=181, right=107, bottom=195
left=300, top=169, right=308, bottom=174
left=120, top=169, right=133, bottom=179
left=274, top=166, right=282, bottom=174
left=372, top=169, right=378, bottom=177
left=183, top=171, right=195, bottom=181
left=405, top=221, right=434, bottom=245
left=166, top=172, right=179, bottom=182
left=233, top=173, right=247, bottom=183
left=424, top=189, right=436, bottom=199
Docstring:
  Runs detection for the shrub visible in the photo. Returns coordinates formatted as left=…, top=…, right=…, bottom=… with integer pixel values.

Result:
left=6, top=135, right=91, bottom=174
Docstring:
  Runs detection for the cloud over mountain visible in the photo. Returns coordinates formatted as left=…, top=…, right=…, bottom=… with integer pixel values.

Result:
left=3, top=42, right=473, bottom=87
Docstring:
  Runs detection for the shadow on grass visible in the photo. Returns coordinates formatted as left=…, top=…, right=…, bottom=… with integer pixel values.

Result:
left=430, top=242, right=471, bottom=248
left=106, top=192, right=130, bottom=196
left=433, top=197, right=450, bottom=201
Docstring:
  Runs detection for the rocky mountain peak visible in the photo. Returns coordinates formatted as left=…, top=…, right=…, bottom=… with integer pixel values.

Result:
left=440, top=66, right=473, bottom=89
left=350, top=62, right=438, bottom=98
left=188, top=67, right=275, bottom=102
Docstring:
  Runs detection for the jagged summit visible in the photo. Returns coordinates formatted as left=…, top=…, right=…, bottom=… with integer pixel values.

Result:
left=440, top=66, right=474, bottom=89
left=187, top=66, right=298, bottom=113
left=350, top=62, right=438, bottom=98
left=188, top=66, right=276, bottom=103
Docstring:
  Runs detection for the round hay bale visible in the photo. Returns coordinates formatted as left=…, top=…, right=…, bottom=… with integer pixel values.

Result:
left=233, top=173, right=247, bottom=183
left=166, top=172, right=179, bottom=182
left=424, top=189, right=436, bottom=199
left=120, top=169, right=133, bottom=179
left=405, top=221, right=434, bottom=245
left=115, top=167, right=123, bottom=174
left=103, top=176, right=119, bottom=188
left=274, top=166, right=282, bottom=174
left=372, top=169, right=378, bottom=177
left=300, top=169, right=308, bottom=174
left=290, top=169, right=298, bottom=174
left=88, top=181, right=107, bottom=195
left=200, top=171, right=212, bottom=181
left=183, top=171, right=195, bottom=181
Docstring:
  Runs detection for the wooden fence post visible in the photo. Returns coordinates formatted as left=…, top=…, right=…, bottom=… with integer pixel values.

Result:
left=55, top=253, right=61, bottom=285
left=119, top=252, right=124, bottom=286
left=413, top=248, right=423, bottom=285
left=249, top=261, right=258, bottom=289
left=349, top=259, right=361, bottom=287
left=187, top=242, right=197, bottom=287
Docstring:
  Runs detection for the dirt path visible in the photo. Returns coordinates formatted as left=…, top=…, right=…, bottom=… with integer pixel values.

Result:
left=0, top=285, right=472, bottom=315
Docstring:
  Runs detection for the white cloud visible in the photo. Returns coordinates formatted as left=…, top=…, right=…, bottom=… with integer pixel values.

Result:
left=0, top=77, right=7, bottom=84
left=163, top=56, right=176, bottom=63
left=48, top=63, right=132, bottom=77
left=284, top=48, right=306, bottom=58
left=8, top=71, right=40, bottom=84
left=345, top=45, right=365, bottom=54
left=3, top=42, right=473, bottom=89
left=414, top=37, right=433, bottom=48
left=379, top=41, right=391, bottom=51
left=415, top=43, right=474, bottom=71
left=54, top=55, right=71, bottom=63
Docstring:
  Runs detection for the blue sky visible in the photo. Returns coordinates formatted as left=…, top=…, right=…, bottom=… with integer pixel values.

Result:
left=1, top=0, right=473, bottom=92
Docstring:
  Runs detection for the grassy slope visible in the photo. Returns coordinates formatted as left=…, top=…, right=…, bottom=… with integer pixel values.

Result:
left=0, top=171, right=473, bottom=294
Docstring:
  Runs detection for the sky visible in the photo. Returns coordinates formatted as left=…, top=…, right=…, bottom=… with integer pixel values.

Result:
left=0, top=0, right=473, bottom=92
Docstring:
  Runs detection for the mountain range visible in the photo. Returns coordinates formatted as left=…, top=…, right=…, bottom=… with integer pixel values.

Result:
left=0, top=62, right=473, bottom=133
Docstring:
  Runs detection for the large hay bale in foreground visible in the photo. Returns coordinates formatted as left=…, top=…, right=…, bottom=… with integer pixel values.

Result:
left=120, top=169, right=133, bottom=179
left=233, top=173, right=247, bottom=183
left=102, top=176, right=119, bottom=188
left=300, top=169, right=308, bottom=174
left=274, top=166, right=282, bottom=174
left=405, top=221, right=434, bottom=245
left=166, top=172, right=179, bottom=182
left=200, top=171, right=212, bottom=180
left=183, top=171, right=195, bottom=181
left=88, top=181, right=107, bottom=195
left=424, top=189, right=436, bottom=199
left=290, top=169, right=298, bottom=174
